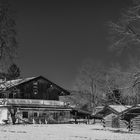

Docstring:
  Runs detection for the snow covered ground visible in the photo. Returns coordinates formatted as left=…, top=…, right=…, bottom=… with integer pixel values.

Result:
left=0, top=124, right=139, bottom=140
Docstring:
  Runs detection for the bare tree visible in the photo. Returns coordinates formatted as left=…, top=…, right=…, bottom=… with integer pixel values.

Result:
left=126, top=57, right=140, bottom=104
left=73, top=60, right=130, bottom=110
left=107, top=58, right=140, bottom=105
left=73, top=57, right=140, bottom=109
left=108, top=0, right=140, bottom=105
left=104, top=64, right=133, bottom=105
left=0, top=0, right=19, bottom=104
left=0, top=0, right=18, bottom=69
left=108, top=0, right=140, bottom=52
left=73, top=59, right=106, bottom=111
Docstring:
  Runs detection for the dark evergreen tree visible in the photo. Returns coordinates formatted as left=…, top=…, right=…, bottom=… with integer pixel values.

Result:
left=7, top=63, right=20, bottom=80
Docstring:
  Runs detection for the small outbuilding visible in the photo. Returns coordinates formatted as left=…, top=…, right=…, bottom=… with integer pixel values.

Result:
left=120, top=104, right=140, bottom=131
left=93, top=105, right=130, bottom=128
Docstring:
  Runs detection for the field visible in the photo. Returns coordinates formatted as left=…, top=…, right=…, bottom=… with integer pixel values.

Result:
left=0, top=124, right=140, bottom=140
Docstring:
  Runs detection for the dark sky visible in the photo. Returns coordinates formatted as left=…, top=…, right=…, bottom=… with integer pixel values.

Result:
left=13, top=0, right=131, bottom=89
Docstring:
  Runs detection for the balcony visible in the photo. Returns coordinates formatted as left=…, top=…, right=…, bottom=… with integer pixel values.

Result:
left=0, top=98, right=67, bottom=107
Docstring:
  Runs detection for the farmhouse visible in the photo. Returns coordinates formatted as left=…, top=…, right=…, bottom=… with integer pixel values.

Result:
left=93, top=105, right=130, bottom=128
left=0, top=76, right=71, bottom=124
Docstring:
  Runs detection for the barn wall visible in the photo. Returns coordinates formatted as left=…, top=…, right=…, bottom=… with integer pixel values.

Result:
left=104, top=113, right=119, bottom=128
left=104, top=113, right=114, bottom=128
left=132, top=115, right=140, bottom=131
left=9, top=78, right=59, bottom=101
left=104, top=114, right=127, bottom=129
left=16, top=109, right=71, bottom=124
left=119, top=119, right=128, bottom=129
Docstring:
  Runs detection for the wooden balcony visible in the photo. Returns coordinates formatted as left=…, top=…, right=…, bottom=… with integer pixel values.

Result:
left=0, top=98, right=67, bottom=107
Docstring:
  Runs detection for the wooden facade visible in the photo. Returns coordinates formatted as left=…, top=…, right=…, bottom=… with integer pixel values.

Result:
left=15, top=107, right=71, bottom=124
left=0, top=76, right=71, bottom=124
left=120, top=105, right=140, bottom=131
left=131, top=115, right=140, bottom=131
left=0, top=76, right=69, bottom=100
left=103, top=113, right=127, bottom=128
left=93, top=105, right=129, bottom=129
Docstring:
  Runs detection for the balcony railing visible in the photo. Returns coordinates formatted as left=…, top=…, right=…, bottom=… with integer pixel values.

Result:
left=0, top=98, right=67, bottom=107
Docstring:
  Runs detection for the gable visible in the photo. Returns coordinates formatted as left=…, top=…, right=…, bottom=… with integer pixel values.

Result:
left=0, top=76, right=70, bottom=96
left=93, top=105, right=129, bottom=119
left=104, top=113, right=117, bottom=120
left=120, top=105, right=140, bottom=121
left=108, top=105, right=130, bottom=113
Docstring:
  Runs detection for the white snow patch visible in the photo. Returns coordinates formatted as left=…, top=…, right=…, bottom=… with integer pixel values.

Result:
left=0, top=124, right=139, bottom=140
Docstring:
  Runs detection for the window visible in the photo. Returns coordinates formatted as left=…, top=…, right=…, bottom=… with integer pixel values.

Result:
left=34, top=112, right=38, bottom=117
left=9, top=93, right=13, bottom=98
left=33, top=81, right=38, bottom=95
left=22, top=112, right=28, bottom=118
left=42, top=113, right=46, bottom=116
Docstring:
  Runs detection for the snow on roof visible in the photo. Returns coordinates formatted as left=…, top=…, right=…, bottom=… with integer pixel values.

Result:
left=0, top=77, right=35, bottom=90
left=96, top=106, right=104, bottom=109
left=109, top=105, right=131, bottom=113
left=92, top=106, right=104, bottom=115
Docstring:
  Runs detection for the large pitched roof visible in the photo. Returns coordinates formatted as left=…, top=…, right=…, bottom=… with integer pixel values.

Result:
left=0, top=76, right=70, bottom=95
left=119, top=104, right=140, bottom=121
left=108, top=105, right=130, bottom=113
left=92, top=105, right=131, bottom=119
left=0, top=77, right=35, bottom=90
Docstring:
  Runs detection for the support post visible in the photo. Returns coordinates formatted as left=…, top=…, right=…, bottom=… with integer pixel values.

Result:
left=75, top=111, right=77, bottom=124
